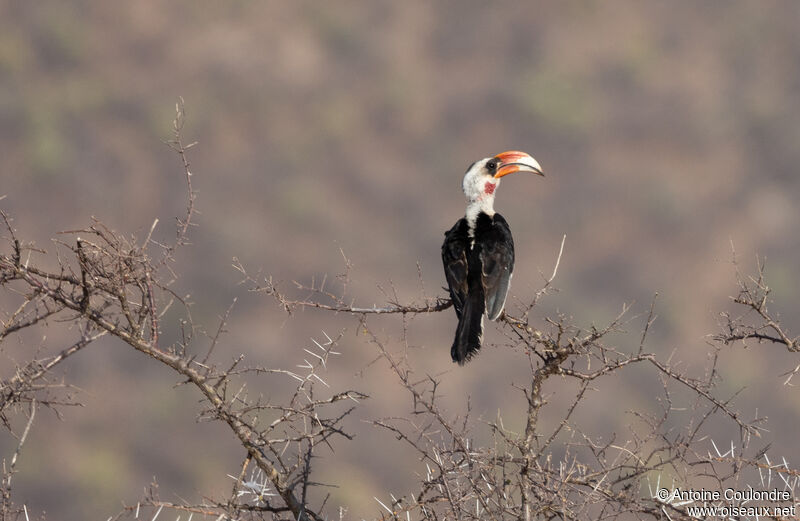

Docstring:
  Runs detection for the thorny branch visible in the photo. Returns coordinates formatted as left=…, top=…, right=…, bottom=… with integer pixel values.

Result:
left=1, top=102, right=363, bottom=521
left=248, top=234, right=794, bottom=520
left=716, top=246, right=799, bottom=384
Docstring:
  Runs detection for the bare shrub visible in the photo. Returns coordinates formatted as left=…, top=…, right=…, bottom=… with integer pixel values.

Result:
left=1, top=104, right=798, bottom=520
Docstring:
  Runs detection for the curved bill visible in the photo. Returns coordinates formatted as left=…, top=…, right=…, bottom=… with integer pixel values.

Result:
left=493, top=150, right=544, bottom=178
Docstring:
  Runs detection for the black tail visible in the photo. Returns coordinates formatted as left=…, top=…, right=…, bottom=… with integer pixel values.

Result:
left=451, top=292, right=485, bottom=364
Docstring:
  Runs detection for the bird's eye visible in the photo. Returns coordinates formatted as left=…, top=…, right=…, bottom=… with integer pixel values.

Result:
left=486, top=161, right=497, bottom=171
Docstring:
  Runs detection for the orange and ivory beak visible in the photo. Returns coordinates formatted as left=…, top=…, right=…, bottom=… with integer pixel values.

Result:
left=493, top=150, right=544, bottom=178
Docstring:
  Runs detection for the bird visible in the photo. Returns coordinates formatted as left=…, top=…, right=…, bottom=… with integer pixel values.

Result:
left=442, top=150, right=544, bottom=364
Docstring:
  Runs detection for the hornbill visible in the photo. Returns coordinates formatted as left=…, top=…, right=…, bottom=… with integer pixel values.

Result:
left=442, top=151, right=543, bottom=364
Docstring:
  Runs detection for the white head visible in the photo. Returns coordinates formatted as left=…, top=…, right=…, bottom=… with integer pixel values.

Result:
left=462, top=150, right=543, bottom=223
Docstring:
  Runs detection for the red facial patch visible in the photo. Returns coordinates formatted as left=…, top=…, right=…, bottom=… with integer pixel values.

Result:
left=484, top=181, right=496, bottom=195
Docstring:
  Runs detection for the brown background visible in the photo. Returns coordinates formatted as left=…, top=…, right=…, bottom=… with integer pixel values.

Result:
left=1, top=2, right=799, bottom=519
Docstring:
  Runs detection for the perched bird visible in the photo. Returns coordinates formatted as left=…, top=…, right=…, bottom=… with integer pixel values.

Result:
left=442, top=151, right=543, bottom=364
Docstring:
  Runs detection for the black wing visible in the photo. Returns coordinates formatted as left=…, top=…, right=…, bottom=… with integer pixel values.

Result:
left=441, top=218, right=469, bottom=318
left=479, top=214, right=514, bottom=321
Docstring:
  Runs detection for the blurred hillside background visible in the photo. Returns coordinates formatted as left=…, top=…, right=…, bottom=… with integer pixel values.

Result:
left=1, top=1, right=799, bottom=519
